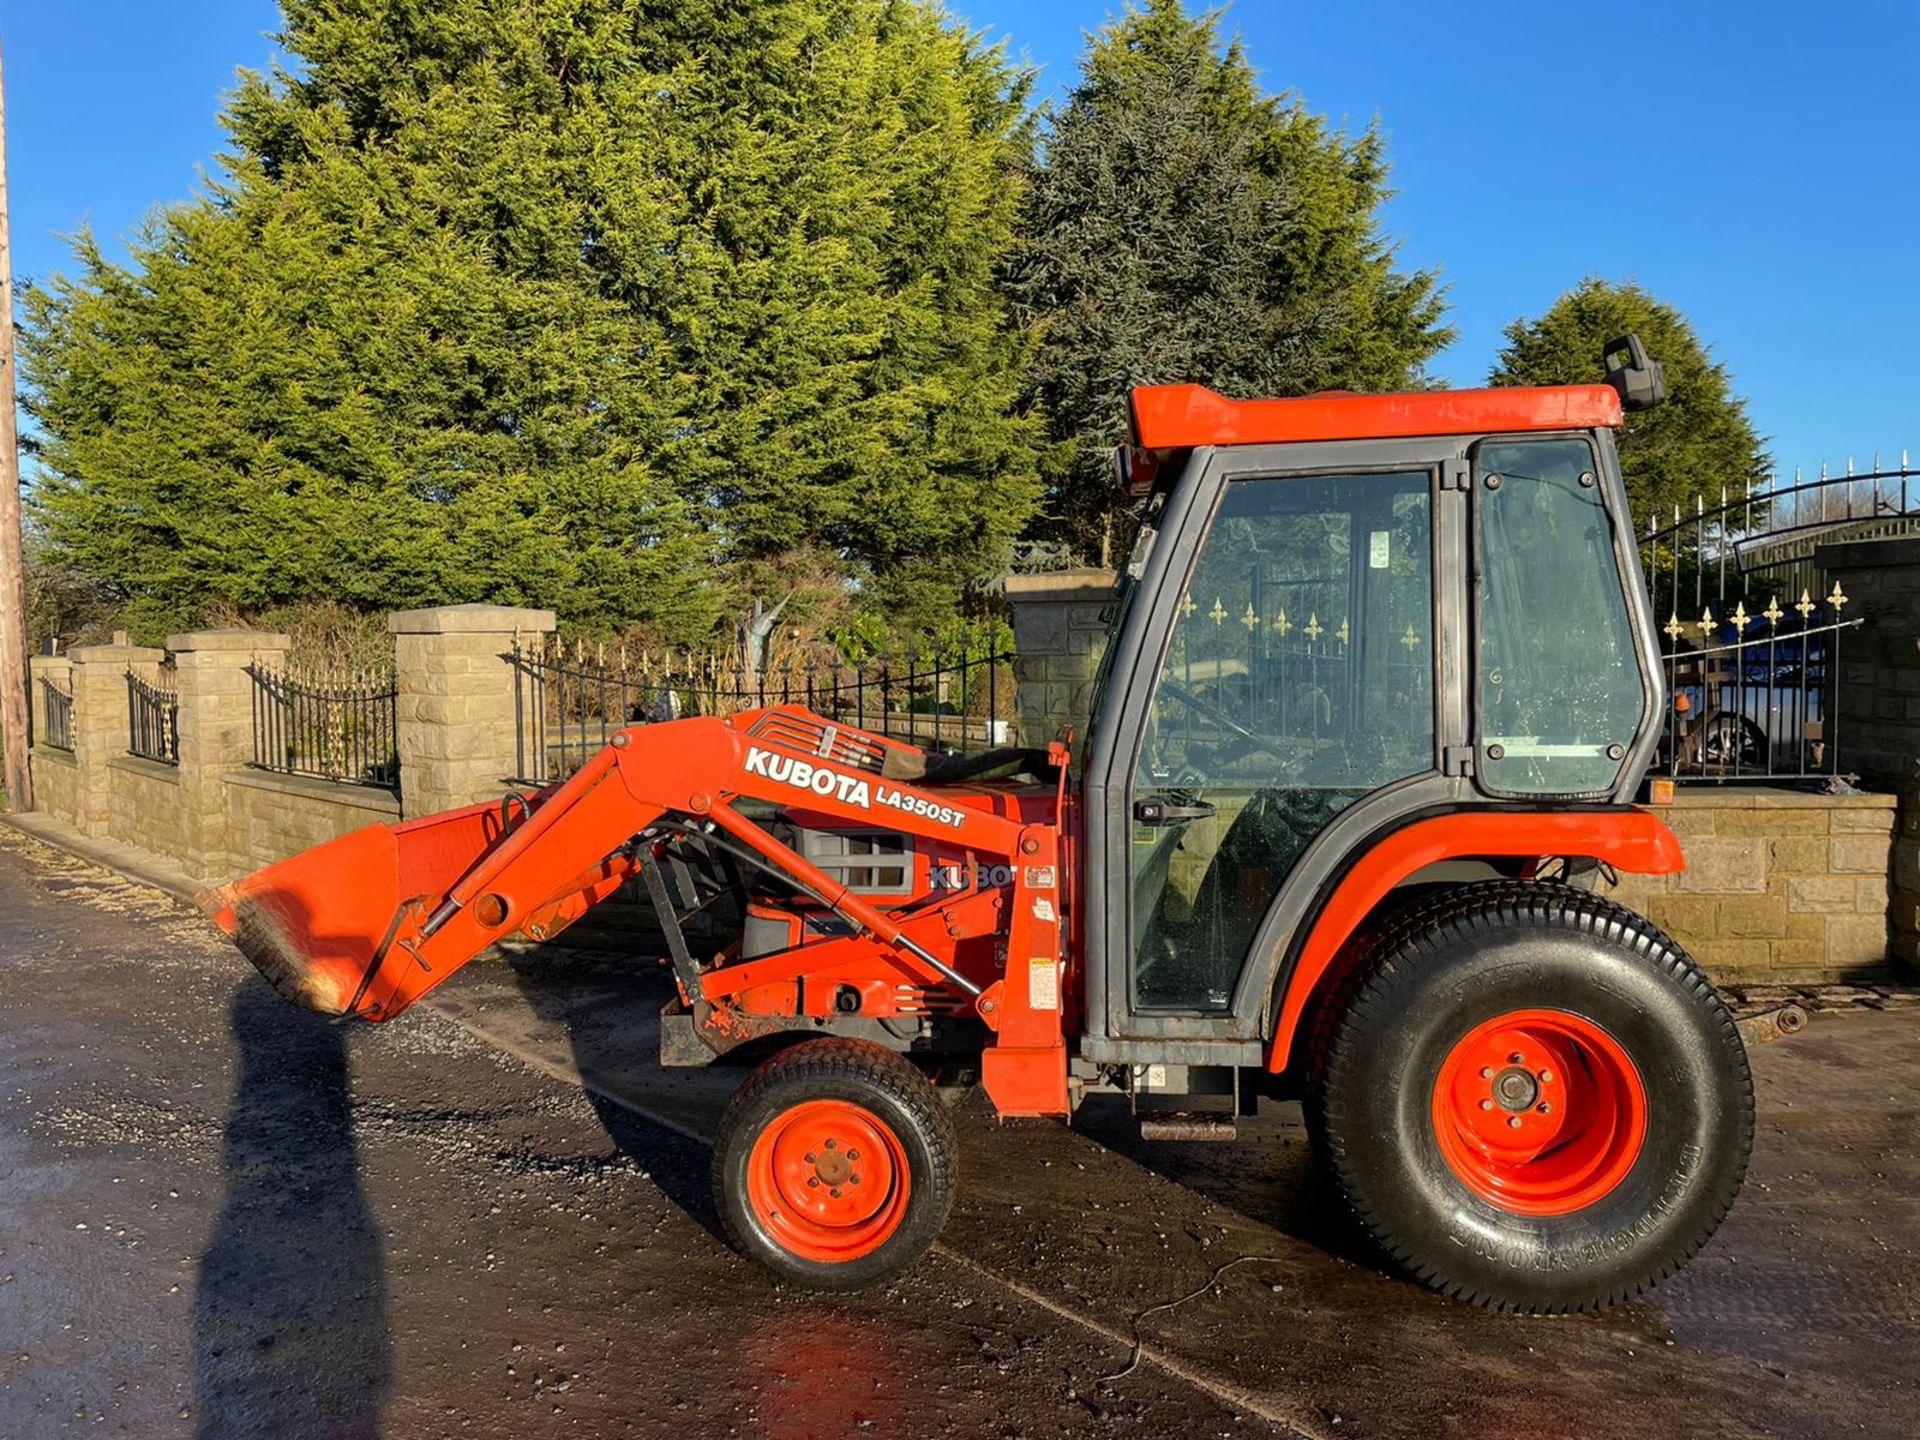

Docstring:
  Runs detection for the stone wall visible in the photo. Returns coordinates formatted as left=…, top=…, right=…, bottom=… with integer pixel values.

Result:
left=224, top=770, right=401, bottom=870
left=1604, top=788, right=1895, bottom=984
left=104, top=756, right=187, bottom=868
left=1005, top=569, right=1117, bottom=747
left=24, top=605, right=554, bottom=888
left=1820, top=535, right=1920, bottom=791
left=32, top=747, right=78, bottom=821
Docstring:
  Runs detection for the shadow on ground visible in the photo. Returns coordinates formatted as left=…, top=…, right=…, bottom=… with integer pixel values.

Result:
left=192, top=980, right=390, bottom=1440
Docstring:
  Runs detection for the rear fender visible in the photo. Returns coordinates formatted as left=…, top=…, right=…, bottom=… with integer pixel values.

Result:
left=1265, top=808, right=1684, bottom=1073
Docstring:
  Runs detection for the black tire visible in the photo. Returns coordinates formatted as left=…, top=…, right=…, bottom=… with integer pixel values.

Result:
left=1310, top=881, right=1753, bottom=1313
left=713, top=1037, right=956, bottom=1291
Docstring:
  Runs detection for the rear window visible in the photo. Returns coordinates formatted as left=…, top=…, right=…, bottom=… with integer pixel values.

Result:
left=1475, top=437, right=1646, bottom=797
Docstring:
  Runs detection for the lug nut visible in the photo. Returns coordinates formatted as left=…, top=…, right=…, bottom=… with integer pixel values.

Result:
left=824, top=1139, right=836, bottom=1150
left=807, top=1178, right=819, bottom=1188
left=1508, top=1052, right=1524, bottom=1064
left=830, top=1188, right=842, bottom=1198
left=1538, top=1103, right=1552, bottom=1114
left=1507, top=1116, right=1523, bottom=1129
left=851, top=1175, right=862, bottom=1185
left=1539, top=1070, right=1553, bottom=1083
left=1480, top=1067, right=1494, bottom=1079
left=1480, top=1099, right=1494, bottom=1111
left=847, top=1150, right=859, bottom=1161
left=804, top=1153, right=815, bottom=1164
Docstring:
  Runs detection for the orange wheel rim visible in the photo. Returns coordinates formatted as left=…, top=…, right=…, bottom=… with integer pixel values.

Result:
left=746, top=1100, right=912, bottom=1263
left=1431, top=1008, right=1647, bottom=1217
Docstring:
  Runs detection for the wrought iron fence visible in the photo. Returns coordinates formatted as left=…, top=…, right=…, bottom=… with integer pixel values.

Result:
left=508, top=641, right=1016, bottom=785
left=37, top=676, right=74, bottom=752
left=1639, top=466, right=1902, bottom=784
left=126, top=669, right=180, bottom=766
left=247, top=664, right=399, bottom=790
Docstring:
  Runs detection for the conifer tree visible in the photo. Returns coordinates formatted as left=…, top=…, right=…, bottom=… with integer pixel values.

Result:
left=1489, top=278, right=1768, bottom=522
left=23, top=1, right=1039, bottom=639
left=1008, top=0, right=1449, bottom=560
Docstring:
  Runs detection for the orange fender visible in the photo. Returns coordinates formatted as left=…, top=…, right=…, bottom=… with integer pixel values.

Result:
left=1265, top=808, right=1685, bottom=1072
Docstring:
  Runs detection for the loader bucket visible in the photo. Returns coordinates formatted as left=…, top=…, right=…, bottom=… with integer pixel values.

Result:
left=199, top=802, right=507, bottom=1016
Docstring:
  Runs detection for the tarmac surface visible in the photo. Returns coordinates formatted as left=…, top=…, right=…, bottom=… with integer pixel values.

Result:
left=0, top=824, right=1915, bottom=1439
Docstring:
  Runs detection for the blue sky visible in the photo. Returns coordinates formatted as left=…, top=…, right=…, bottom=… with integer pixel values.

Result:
left=2, top=0, right=1915, bottom=480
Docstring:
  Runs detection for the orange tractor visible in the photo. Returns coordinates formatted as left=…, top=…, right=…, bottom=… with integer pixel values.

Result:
left=206, top=338, right=1758, bottom=1311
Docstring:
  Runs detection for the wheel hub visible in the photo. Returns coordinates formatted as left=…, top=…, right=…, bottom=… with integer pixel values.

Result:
left=1432, top=1009, right=1648, bottom=1216
left=745, top=1100, right=910, bottom=1262
left=1493, top=1065, right=1540, bottom=1112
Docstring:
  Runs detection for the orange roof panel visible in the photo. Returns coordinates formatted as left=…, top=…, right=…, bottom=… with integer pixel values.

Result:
left=1129, top=383, right=1624, bottom=451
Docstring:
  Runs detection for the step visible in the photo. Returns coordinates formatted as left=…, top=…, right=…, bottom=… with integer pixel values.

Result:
left=1137, top=1115, right=1238, bottom=1142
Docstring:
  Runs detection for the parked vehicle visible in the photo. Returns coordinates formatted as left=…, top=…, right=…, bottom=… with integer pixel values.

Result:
left=205, top=336, right=1761, bottom=1313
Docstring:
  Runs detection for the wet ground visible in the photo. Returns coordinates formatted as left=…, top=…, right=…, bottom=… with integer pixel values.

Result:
left=0, top=827, right=1915, bottom=1439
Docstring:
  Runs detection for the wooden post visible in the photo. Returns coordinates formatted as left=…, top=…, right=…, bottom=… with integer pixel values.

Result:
left=0, top=38, right=32, bottom=811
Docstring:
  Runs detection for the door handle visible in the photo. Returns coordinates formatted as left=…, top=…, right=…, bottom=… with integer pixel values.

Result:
left=1134, top=795, right=1216, bottom=826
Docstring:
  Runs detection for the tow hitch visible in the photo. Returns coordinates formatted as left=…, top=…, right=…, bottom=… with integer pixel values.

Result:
left=1736, top=1003, right=1810, bottom=1048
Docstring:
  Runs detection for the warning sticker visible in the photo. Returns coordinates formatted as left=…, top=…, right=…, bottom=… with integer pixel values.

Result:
left=1028, top=957, right=1059, bottom=1010
left=1024, top=866, right=1056, bottom=888
left=1032, top=897, right=1056, bottom=923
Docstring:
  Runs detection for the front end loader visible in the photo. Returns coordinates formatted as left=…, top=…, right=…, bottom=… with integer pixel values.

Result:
left=206, top=338, right=1760, bottom=1311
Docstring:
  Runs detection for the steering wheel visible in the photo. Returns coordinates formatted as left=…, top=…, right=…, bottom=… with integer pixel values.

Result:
left=1159, top=679, right=1274, bottom=768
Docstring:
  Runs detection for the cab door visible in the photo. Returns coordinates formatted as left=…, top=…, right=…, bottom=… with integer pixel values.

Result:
left=1128, top=466, right=1439, bottom=1011
left=1081, top=441, right=1467, bottom=1053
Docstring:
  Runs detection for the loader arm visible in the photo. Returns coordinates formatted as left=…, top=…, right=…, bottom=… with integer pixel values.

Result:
left=202, top=706, right=1073, bottom=1115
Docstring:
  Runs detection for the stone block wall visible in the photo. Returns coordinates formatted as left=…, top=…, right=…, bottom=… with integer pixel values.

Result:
left=104, top=756, right=186, bottom=867
left=224, top=770, right=401, bottom=869
left=25, top=606, right=554, bottom=888
left=1819, top=535, right=1920, bottom=791
left=1604, top=788, right=1896, bottom=984
left=1005, top=569, right=1117, bottom=747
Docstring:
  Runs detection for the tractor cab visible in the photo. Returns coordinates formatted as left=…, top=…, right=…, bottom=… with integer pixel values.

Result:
left=1077, top=369, right=1666, bottom=1067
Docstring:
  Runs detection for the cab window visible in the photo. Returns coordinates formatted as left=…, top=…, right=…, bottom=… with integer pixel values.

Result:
left=1475, top=437, right=1647, bottom=796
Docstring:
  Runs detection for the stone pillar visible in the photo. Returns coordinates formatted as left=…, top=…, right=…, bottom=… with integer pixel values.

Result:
left=389, top=604, right=555, bottom=818
left=169, top=630, right=292, bottom=883
left=26, top=654, right=77, bottom=823
left=1814, top=536, right=1920, bottom=978
left=1816, top=535, right=1920, bottom=790
left=1004, top=569, right=1118, bottom=747
left=66, top=641, right=166, bottom=837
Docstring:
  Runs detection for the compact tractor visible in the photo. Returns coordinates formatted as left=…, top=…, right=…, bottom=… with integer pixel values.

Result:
left=206, top=337, right=1758, bottom=1312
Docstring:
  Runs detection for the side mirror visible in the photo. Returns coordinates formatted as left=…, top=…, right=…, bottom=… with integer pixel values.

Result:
left=1603, top=333, right=1667, bottom=411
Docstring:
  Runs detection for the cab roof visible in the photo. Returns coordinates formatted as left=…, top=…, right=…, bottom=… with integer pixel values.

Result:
left=1128, top=382, right=1624, bottom=453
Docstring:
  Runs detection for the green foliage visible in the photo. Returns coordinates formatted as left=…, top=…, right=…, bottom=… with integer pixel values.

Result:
left=1007, top=0, right=1451, bottom=561
left=22, top=0, right=1040, bottom=639
left=1488, top=278, right=1769, bottom=524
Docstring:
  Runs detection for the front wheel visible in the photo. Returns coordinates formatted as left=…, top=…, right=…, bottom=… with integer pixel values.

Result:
left=713, top=1038, right=956, bottom=1291
left=1312, top=883, right=1753, bottom=1312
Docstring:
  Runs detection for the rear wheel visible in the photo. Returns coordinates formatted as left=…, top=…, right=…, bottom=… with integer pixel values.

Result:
left=713, top=1038, right=956, bottom=1291
left=1312, top=882, right=1753, bottom=1312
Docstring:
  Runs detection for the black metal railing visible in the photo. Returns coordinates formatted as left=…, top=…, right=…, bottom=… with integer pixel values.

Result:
left=126, top=669, right=180, bottom=766
left=37, top=676, right=74, bottom=752
left=247, top=664, right=399, bottom=790
left=508, top=642, right=1016, bottom=785
left=1639, top=466, right=1906, bottom=783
